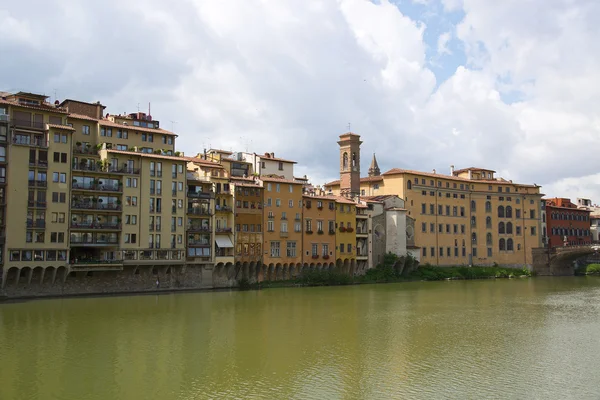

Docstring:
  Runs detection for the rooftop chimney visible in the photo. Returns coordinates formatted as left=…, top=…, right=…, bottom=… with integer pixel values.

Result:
left=450, top=165, right=455, bottom=175
left=433, top=169, right=436, bottom=174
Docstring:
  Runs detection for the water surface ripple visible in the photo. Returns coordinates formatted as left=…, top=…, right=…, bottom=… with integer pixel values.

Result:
left=2, top=277, right=600, bottom=399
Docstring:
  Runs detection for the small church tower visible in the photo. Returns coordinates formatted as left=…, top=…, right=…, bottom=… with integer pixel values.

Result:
left=338, top=132, right=362, bottom=198
left=368, top=153, right=380, bottom=177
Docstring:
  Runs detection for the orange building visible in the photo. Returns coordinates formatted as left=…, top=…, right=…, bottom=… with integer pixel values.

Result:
left=302, top=195, right=336, bottom=266
left=233, top=177, right=264, bottom=269
left=259, top=176, right=303, bottom=280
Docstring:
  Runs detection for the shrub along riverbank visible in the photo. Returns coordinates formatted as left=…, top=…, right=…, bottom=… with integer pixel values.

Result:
left=575, top=263, right=600, bottom=276
left=239, top=253, right=532, bottom=290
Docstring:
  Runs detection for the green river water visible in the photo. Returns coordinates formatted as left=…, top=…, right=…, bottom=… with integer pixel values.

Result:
left=2, top=277, right=600, bottom=400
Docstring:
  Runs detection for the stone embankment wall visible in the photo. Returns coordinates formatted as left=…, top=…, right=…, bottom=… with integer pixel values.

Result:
left=0, top=264, right=239, bottom=300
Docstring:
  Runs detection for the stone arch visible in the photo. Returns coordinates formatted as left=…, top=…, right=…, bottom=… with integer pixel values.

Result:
left=226, top=262, right=234, bottom=280
left=289, top=264, right=296, bottom=279
left=7, top=267, right=19, bottom=286
left=350, top=259, right=357, bottom=276
left=267, top=263, right=275, bottom=281
left=43, top=266, right=55, bottom=284
left=343, top=259, right=350, bottom=274
left=342, top=152, right=348, bottom=170
left=31, top=266, right=44, bottom=285
left=275, top=263, right=283, bottom=280
left=336, top=258, right=343, bottom=270
left=57, top=265, right=68, bottom=283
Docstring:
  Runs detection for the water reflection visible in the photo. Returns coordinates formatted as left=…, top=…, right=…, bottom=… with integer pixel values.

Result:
left=1, top=278, right=600, bottom=399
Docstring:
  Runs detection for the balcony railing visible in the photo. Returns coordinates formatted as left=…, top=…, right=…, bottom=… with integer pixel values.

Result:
left=72, top=183, right=122, bottom=192
left=70, top=222, right=121, bottom=230
left=187, top=225, right=211, bottom=233
left=216, top=228, right=232, bottom=234
left=149, top=223, right=154, bottom=231
left=172, top=190, right=177, bottom=196
left=27, top=200, right=47, bottom=208
left=13, top=135, right=48, bottom=147
left=71, top=202, right=122, bottom=211
left=29, top=160, right=48, bottom=168
left=13, top=119, right=44, bottom=129
left=188, top=240, right=211, bottom=247
left=28, top=180, right=47, bottom=187
left=26, top=220, right=46, bottom=229
left=73, top=147, right=98, bottom=155
left=187, top=208, right=211, bottom=216
left=71, top=259, right=123, bottom=265
left=187, top=191, right=213, bottom=199
left=70, top=237, right=119, bottom=245
left=216, top=206, right=232, bottom=212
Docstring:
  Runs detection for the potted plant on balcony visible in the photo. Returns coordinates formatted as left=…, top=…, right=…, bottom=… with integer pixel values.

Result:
left=317, top=205, right=323, bottom=210
left=76, top=141, right=82, bottom=150
left=339, top=226, right=347, bottom=232
left=95, top=143, right=102, bottom=151
left=317, top=230, right=324, bottom=235
left=129, top=147, right=136, bottom=151
left=96, top=160, right=103, bottom=170
left=312, top=254, right=319, bottom=259
left=346, top=227, right=354, bottom=233
left=91, top=197, right=98, bottom=204
left=323, top=254, right=330, bottom=260
left=306, top=230, right=313, bottom=234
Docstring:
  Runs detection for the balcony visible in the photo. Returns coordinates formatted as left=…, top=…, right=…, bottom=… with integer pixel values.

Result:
left=186, top=171, right=212, bottom=182
left=280, top=231, right=288, bottom=238
left=28, top=180, right=47, bottom=188
left=356, top=227, right=368, bottom=236
left=13, top=135, right=48, bottom=147
left=216, top=206, right=232, bottom=213
left=26, top=220, right=46, bottom=229
left=0, top=114, right=9, bottom=123
left=188, top=240, right=211, bottom=247
left=73, top=146, right=98, bottom=156
left=70, top=222, right=121, bottom=230
left=12, top=118, right=44, bottom=130
left=216, top=228, right=232, bottom=234
left=172, top=190, right=177, bottom=196
left=71, top=202, right=122, bottom=212
left=187, top=225, right=211, bottom=233
left=72, top=164, right=140, bottom=175
left=27, top=200, right=47, bottom=209
left=70, top=259, right=124, bottom=272
left=72, top=183, right=122, bottom=192
left=29, top=160, right=48, bottom=168
left=70, top=237, right=119, bottom=246
left=187, top=191, right=214, bottom=199
left=187, top=208, right=211, bottom=216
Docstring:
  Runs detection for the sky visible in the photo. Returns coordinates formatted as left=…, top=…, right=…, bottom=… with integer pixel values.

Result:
left=1, top=0, right=600, bottom=202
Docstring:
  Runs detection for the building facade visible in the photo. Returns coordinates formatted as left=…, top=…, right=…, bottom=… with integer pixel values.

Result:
left=545, top=198, right=592, bottom=248
left=302, top=195, right=336, bottom=265
left=325, top=134, right=544, bottom=267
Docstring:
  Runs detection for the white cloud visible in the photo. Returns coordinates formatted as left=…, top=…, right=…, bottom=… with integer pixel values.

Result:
left=1, top=0, right=599, bottom=202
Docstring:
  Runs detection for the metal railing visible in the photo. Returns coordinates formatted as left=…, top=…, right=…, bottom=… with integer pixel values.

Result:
left=70, top=237, right=119, bottom=245
left=70, top=222, right=121, bottom=230
left=13, top=118, right=44, bottom=129
left=28, top=180, right=47, bottom=187
left=26, top=220, right=46, bottom=228
left=71, top=202, right=122, bottom=211
left=187, top=208, right=211, bottom=216
left=187, top=225, right=211, bottom=232
left=72, top=183, right=122, bottom=192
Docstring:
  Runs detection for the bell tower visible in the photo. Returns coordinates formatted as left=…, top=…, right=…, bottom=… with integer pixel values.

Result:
left=338, top=132, right=362, bottom=198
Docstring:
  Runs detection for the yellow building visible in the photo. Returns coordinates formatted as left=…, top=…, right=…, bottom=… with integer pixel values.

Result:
left=325, top=133, right=543, bottom=267
left=260, top=175, right=303, bottom=280
left=334, top=196, right=357, bottom=266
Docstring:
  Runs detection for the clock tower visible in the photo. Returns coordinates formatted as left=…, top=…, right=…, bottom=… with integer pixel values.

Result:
left=338, top=132, right=362, bottom=198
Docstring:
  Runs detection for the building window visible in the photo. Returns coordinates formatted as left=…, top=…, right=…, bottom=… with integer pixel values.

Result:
left=506, top=222, right=513, bottom=234
left=287, top=241, right=296, bottom=257
left=499, top=222, right=505, bottom=234
left=486, top=233, right=492, bottom=246
left=472, top=233, right=477, bottom=244
left=486, top=216, right=492, bottom=229
left=471, top=200, right=476, bottom=211
left=530, top=210, right=536, bottom=219
left=499, top=238, right=506, bottom=251
left=470, top=216, right=476, bottom=227
left=516, top=209, right=521, bottom=218
left=531, top=227, right=537, bottom=236
left=507, top=238, right=514, bottom=251
left=421, top=203, right=426, bottom=214
left=270, top=241, right=280, bottom=257
left=506, top=206, right=513, bottom=218
left=421, top=222, right=426, bottom=232
left=486, top=201, right=492, bottom=212
left=498, top=205, right=505, bottom=218
left=82, top=125, right=90, bottom=135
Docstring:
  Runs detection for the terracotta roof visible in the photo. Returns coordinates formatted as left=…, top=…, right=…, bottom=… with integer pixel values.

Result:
left=60, top=99, right=106, bottom=108
left=185, top=157, right=225, bottom=169
left=302, top=194, right=338, bottom=201
left=233, top=182, right=263, bottom=188
left=332, top=195, right=356, bottom=205
left=381, top=168, right=539, bottom=188
left=106, top=149, right=187, bottom=162
left=324, top=176, right=384, bottom=187
left=47, top=124, right=75, bottom=131
left=259, top=176, right=303, bottom=184
left=68, top=113, right=99, bottom=122
left=99, top=119, right=176, bottom=136
left=230, top=176, right=256, bottom=182
left=0, top=98, right=68, bottom=114
left=363, top=195, right=400, bottom=202
left=356, top=203, right=368, bottom=209
left=208, top=148, right=233, bottom=155
left=257, top=153, right=297, bottom=164
left=339, top=132, right=361, bottom=139
left=453, top=167, right=496, bottom=175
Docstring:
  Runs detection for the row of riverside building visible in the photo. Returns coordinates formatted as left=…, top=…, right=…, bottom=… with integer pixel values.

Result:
left=0, top=91, right=590, bottom=296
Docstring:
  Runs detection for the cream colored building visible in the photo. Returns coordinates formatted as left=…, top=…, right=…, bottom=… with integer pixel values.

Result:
left=325, top=135, right=543, bottom=267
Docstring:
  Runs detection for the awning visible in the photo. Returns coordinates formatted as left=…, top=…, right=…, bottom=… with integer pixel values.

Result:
left=215, top=236, right=234, bottom=248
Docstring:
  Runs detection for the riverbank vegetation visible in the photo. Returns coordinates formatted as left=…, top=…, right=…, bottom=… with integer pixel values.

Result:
left=575, top=264, right=600, bottom=276
left=239, top=253, right=532, bottom=290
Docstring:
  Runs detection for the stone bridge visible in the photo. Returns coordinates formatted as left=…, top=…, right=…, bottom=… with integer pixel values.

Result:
left=532, top=245, right=600, bottom=276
